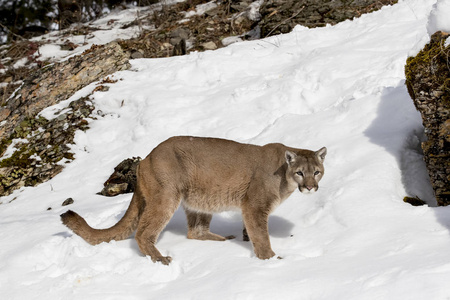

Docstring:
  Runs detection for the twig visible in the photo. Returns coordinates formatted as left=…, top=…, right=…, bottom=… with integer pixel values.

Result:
left=257, top=38, right=280, bottom=48
left=265, top=5, right=305, bottom=38
left=0, top=22, right=26, bottom=42
left=137, top=0, right=143, bottom=32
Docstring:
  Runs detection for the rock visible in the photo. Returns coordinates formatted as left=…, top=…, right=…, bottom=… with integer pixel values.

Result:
left=170, top=28, right=190, bottom=40
left=222, top=36, right=244, bottom=46
left=131, top=50, right=144, bottom=59
left=60, top=42, right=78, bottom=51
left=62, top=197, right=74, bottom=206
left=201, top=41, right=218, bottom=50
left=101, top=183, right=129, bottom=197
left=99, top=157, right=141, bottom=197
left=403, top=196, right=427, bottom=206
left=405, top=31, right=450, bottom=206
left=56, top=114, right=67, bottom=121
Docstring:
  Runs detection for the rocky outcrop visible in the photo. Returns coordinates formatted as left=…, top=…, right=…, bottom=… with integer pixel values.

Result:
left=0, top=43, right=130, bottom=196
left=0, top=96, right=95, bottom=196
left=118, top=0, right=259, bottom=59
left=0, top=42, right=130, bottom=143
left=259, top=0, right=397, bottom=37
left=405, top=31, right=450, bottom=206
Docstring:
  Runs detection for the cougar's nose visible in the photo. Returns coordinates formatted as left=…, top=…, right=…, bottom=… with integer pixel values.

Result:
left=306, top=186, right=314, bottom=191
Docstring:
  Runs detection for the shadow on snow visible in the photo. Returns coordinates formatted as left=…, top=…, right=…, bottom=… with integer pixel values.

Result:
left=364, top=82, right=450, bottom=231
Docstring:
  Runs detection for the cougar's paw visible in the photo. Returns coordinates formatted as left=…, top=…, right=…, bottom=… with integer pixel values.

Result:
left=225, top=235, right=236, bottom=240
left=152, top=255, right=172, bottom=265
left=255, top=248, right=276, bottom=260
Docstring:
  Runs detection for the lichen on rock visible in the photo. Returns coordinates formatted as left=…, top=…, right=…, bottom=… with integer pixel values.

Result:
left=0, top=96, right=95, bottom=196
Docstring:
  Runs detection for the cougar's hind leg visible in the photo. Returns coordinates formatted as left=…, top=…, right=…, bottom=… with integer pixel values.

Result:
left=184, top=207, right=235, bottom=241
left=135, top=189, right=180, bottom=265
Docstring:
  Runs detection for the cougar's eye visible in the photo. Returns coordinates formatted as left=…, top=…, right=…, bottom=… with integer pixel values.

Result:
left=296, top=171, right=304, bottom=177
left=314, top=171, right=320, bottom=176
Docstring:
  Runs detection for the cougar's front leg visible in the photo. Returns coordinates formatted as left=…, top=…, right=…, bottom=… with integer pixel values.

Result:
left=241, top=200, right=275, bottom=260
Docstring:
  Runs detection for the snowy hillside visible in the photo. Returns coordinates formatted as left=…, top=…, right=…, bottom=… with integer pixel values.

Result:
left=1, top=0, right=450, bottom=299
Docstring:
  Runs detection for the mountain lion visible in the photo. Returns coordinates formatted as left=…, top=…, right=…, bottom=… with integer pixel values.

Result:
left=61, top=136, right=327, bottom=265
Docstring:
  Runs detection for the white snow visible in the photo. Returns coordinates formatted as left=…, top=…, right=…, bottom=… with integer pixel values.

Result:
left=12, top=57, right=29, bottom=68
left=38, top=44, right=71, bottom=61
left=427, top=0, right=450, bottom=35
left=33, top=4, right=159, bottom=62
left=1, top=0, right=450, bottom=299
left=0, top=138, right=28, bottom=161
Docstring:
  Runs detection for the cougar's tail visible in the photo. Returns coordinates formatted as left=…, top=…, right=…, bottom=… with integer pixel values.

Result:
left=60, top=190, right=141, bottom=245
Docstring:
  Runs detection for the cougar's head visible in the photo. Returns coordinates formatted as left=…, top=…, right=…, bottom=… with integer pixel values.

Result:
left=285, top=147, right=327, bottom=194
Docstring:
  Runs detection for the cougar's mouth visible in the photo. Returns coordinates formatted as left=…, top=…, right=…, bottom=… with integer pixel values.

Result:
left=299, top=185, right=317, bottom=194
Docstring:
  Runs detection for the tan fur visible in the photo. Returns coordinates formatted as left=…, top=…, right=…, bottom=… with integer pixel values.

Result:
left=61, top=136, right=326, bottom=265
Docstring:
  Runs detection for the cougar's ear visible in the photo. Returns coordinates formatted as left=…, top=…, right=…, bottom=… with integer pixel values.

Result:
left=315, top=147, right=327, bottom=163
left=285, top=150, right=297, bottom=166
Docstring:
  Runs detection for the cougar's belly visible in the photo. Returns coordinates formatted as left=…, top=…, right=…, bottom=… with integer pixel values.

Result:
left=182, top=185, right=246, bottom=213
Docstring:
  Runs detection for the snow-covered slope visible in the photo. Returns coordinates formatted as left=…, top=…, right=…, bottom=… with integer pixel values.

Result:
left=1, top=0, right=450, bottom=299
